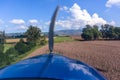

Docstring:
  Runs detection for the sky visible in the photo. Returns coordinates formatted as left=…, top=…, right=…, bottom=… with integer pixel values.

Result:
left=0, top=0, right=120, bottom=33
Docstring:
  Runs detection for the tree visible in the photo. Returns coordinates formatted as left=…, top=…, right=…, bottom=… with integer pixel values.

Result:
left=0, top=43, right=11, bottom=67
left=40, top=33, right=47, bottom=45
left=25, top=25, right=41, bottom=43
left=0, top=52, right=11, bottom=67
left=5, top=47, right=18, bottom=61
left=15, top=39, right=29, bottom=54
left=82, top=24, right=120, bottom=40
left=0, top=53, right=5, bottom=66
left=27, top=41, right=36, bottom=50
left=100, top=24, right=113, bottom=39
left=114, top=27, right=120, bottom=39
left=0, top=31, right=6, bottom=44
left=81, top=25, right=101, bottom=40
left=107, top=26, right=115, bottom=39
left=92, top=25, right=102, bottom=40
left=100, top=24, right=108, bottom=39
left=0, top=44, right=4, bottom=53
left=81, top=25, right=93, bottom=40
left=100, top=24, right=117, bottom=39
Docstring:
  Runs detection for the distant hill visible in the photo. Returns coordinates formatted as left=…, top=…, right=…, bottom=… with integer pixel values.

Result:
left=5, top=29, right=82, bottom=38
left=5, top=33, right=25, bottom=38
left=6, top=33, right=24, bottom=36
left=55, top=29, right=82, bottom=36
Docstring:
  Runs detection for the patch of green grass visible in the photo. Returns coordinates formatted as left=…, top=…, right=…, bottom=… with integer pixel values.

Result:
left=4, top=44, right=14, bottom=53
left=12, top=45, right=42, bottom=64
left=54, top=36, right=73, bottom=43
left=0, top=45, right=43, bottom=68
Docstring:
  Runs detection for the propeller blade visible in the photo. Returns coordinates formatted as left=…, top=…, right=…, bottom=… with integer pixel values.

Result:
left=48, top=6, right=59, bottom=53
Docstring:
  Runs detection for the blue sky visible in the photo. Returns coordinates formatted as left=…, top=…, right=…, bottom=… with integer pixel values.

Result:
left=0, top=0, right=120, bottom=33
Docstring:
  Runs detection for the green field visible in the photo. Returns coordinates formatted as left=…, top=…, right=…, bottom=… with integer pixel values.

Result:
left=3, top=36, right=72, bottom=53
left=54, top=36, right=73, bottom=43
left=4, top=44, right=14, bottom=53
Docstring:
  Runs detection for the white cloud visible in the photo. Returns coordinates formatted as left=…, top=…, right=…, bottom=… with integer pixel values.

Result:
left=19, top=25, right=28, bottom=30
left=106, top=0, right=120, bottom=7
left=91, top=13, right=107, bottom=25
left=109, top=21, right=116, bottom=25
left=7, top=25, right=28, bottom=33
left=61, top=6, right=69, bottom=11
left=10, top=19, right=25, bottom=25
left=56, top=20, right=72, bottom=29
left=70, top=3, right=107, bottom=26
left=28, top=19, right=38, bottom=24
left=55, top=3, right=112, bottom=30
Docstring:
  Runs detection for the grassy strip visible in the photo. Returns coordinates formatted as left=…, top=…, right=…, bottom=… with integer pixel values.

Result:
left=4, top=44, right=14, bottom=53
left=12, top=45, right=43, bottom=64
left=8, top=37, right=73, bottom=62
left=54, top=36, right=73, bottom=43
left=0, top=45, right=44, bottom=69
left=0, top=36, right=73, bottom=68
left=16, top=36, right=73, bottom=61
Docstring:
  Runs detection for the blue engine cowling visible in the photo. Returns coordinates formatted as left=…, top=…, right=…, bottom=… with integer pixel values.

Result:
left=0, top=53, right=106, bottom=80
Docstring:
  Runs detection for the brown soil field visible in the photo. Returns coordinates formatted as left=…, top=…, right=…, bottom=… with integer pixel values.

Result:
left=25, top=41, right=120, bottom=80
left=6, top=38, right=26, bottom=43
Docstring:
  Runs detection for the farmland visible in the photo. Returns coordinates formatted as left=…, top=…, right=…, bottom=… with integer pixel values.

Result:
left=25, top=40, right=120, bottom=80
left=6, top=38, right=26, bottom=43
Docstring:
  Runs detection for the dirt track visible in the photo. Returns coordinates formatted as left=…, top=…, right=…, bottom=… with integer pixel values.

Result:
left=25, top=41, right=120, bottom=80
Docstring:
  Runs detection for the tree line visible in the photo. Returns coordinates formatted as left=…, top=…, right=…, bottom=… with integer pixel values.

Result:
left=81, top=24, right=120, bottom=40
left=0, top=25, right=46, bottom=68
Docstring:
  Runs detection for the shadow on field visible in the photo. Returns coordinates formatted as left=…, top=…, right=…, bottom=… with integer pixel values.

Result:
left=95, top=67, right=108, bottom=73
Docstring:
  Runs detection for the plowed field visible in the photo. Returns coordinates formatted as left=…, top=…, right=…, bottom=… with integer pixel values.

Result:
left=25, top=41, right=120, bottom=80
